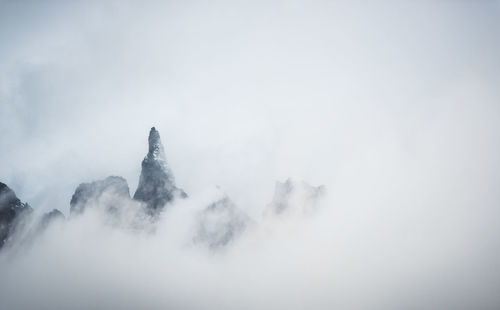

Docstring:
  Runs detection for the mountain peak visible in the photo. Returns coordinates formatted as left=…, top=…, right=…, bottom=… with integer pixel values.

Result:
left=70, top=176, right=131, bottom=215
left=265, top=178, right=325, bottom=216
left=134, top=127, right=187, bottom=213
left=148, top=127, right=163, bottom=160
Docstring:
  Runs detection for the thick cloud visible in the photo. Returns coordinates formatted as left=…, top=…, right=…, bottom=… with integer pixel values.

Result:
left=1, top=0, right=500, bottom=309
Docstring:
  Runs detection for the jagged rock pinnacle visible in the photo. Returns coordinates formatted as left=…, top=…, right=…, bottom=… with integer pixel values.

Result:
left=148, top=127, right=164, bottom=161
left=133, top=127, right=186, bottom=213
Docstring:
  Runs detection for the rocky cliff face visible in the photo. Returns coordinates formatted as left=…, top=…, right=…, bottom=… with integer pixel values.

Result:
left=70, top=176, right=131, bottom=215
left=39, top=209, right=65, bottom=230
left=0, top=183, right=33, bottom=248
left=68, top=127, right=187, bottom=218
left=194, top=195, right=250, bottom=249
left=1, top=128, right=326, bottom=252
left=133, top=127, right=187, bottom=213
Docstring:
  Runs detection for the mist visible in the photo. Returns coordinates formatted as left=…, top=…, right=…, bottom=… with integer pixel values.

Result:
left=1, top=0, right=500, bottom=309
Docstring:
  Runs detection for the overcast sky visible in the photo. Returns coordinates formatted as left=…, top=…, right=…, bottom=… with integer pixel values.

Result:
left=1, top=1, right=500, bottom=308
left=1, top=0, right=498, bottom=213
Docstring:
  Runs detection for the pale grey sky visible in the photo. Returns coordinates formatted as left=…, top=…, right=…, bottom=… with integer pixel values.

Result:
left=1, top=0, right=498, bottom=213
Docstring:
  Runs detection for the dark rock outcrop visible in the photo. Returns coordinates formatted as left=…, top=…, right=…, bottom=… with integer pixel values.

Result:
left=266, top=178, right=325, bottom=216
left=0, top=182, right=33, bottom=248
left=194, top=195, right=250, bottom=249
left=70, top=176, right=131, bottom=215
left=133, top=127, right=186, bottom=213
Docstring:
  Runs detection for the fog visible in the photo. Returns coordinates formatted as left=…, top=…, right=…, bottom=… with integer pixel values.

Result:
left=1, top=0, right=500, bottom=309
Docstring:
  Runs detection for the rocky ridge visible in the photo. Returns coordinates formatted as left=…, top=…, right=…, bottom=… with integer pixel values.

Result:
left=0, top=127, right=325, bottom=250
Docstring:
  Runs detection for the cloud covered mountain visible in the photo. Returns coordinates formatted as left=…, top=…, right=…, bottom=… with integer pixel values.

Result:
left=1, top=1, right=499, bottom=308
left=0, top=183, right=32, bottom=248
left=0, top=127, right=325, bottom=251
left=265, top=178, right=326, bottom=217
left=70, top=176, right=131, bottom=215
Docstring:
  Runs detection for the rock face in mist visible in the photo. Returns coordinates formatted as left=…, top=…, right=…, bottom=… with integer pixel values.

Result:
left=133, top=127, right=187, bottom=213
left=70, top=176, right=131, bottom=215
left=39, top=209, right=65, bottom=229
left=194, top=195, right=250, bottom=249
left=2, top=128, right=326, bottom=253
left=0, top=182, right=33, bottom=248
left=68, top=128, right=186, bottom=218
left=266, top=178, right=326, bottom=216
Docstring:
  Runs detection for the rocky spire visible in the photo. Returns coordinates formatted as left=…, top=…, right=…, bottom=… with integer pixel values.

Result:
left=133, top=127, right=186, bottom=213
